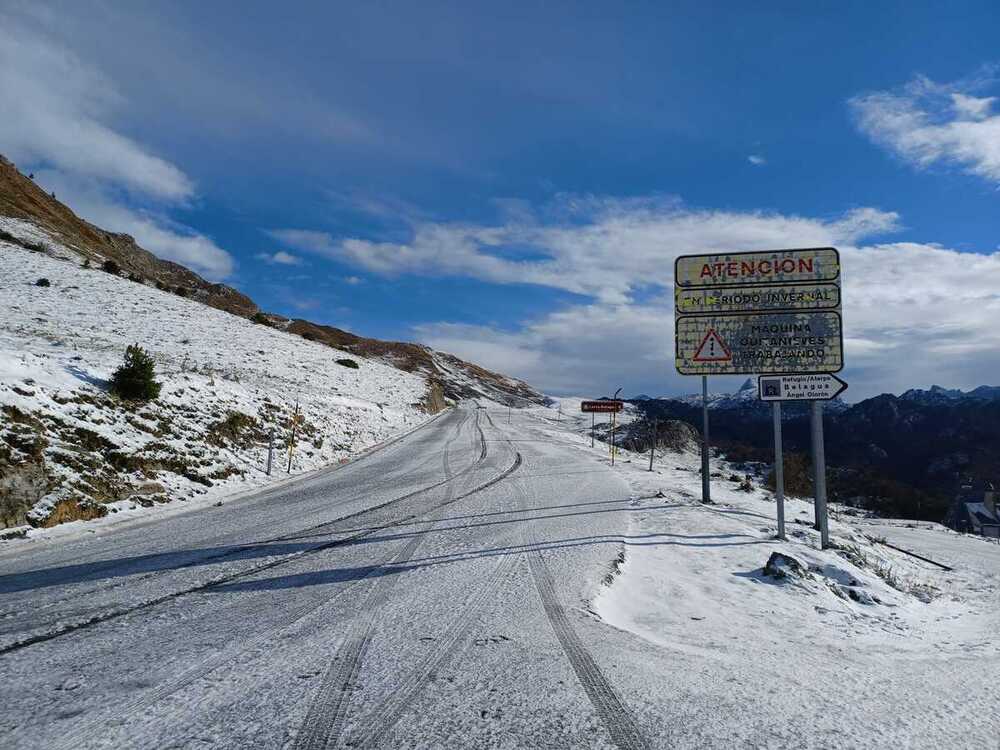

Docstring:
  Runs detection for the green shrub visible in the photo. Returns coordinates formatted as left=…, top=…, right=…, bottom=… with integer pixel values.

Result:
left=102, top=259, right=120, bottom=275
left=336, top=358, right=360, bottom=369
left=251, top=312, right=272, bottom=326
left=174, top=286, right=188, bottom=297
left=110, top=344, right=162, bottom=402
left=207, top=411, right=259, bottom=446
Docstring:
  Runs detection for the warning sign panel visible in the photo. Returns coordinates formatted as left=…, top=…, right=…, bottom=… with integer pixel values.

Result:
left=693, top=329, right=731, bottom=362
left=674, top=247, right=844, bottom=376
left=675, top=311, right=843, bottom=376
left=675, top=282, right=841, bottom=316
left=675, top=247, right=840, bottom=289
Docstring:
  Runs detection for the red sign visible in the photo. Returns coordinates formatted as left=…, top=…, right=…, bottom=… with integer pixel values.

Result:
left=581, top=400, right=624, bottom=413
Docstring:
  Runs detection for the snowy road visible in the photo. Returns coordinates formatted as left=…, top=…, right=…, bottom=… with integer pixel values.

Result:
left=0, top=405, right=660, bottom=749
left=3, top=404, right=999, bottom=749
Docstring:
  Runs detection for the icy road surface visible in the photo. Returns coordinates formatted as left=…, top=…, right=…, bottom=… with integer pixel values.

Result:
left=2, top=404, right=998, bottom=749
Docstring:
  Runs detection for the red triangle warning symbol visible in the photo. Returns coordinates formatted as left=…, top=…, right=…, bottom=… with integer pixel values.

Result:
left=693, top=328, right=732, bottom=362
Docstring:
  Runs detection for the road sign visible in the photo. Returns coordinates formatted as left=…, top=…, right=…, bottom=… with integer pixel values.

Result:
left=580, top=400, right=623, bottom=413
left=758, top=373, right=848, bottom=401
left=675, top=247, right=840, bottom=288
left=675, top=282, right=840, bottom=316
left=674, top=247, right=845, bottom=547
left=674, top=247, right=842, bottom=376
left=693, top=329, right=731, bottom=362
left=675, top=311, right=843, bottom=375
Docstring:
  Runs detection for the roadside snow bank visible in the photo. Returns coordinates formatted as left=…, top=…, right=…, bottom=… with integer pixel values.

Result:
left=590, top=442, right=991, bottom=654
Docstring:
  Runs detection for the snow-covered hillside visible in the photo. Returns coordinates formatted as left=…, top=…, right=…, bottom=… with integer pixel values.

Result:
left=0, top=238, right=433, bottom=537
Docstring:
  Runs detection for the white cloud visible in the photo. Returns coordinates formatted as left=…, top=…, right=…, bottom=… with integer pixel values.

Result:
left=748, top=155, right=766, bottom=166
left=275, top=202, right=900, bottom=305
left=0, top=12, right=235, bottom=278
left=36, top=170, right=234, bottom=278
left=341, top=198, right=996, bottom=399
left=419, top=238, right=1000, bottom=400
left=0, top=18, right=192, bottom=201
left=850, top=71, right=1000, bottom=183
left=256, top=251, right=303, bottom=266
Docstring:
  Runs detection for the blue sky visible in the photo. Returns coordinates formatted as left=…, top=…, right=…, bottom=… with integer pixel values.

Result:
left=3, top=1, right=1000, bottom=400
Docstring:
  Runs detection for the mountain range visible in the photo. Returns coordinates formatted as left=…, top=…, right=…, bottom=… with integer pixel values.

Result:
left=631, top=382, right=1000, bottom=522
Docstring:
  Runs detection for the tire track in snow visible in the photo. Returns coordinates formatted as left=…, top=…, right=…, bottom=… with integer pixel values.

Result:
left=0, top=410, right=493, bottom=657
left=346, top=536, right=520, bottom=749
left=291, top=425, right=522, bottom=750
left=40, top=414, right=524, bottom=750
left=0, top=410, right=471, bottom=622
left=514, top=467, right=650, bottom=750
left=46, top=417, right=466, bottom=750
left=292, top=427, right=463, bottom=750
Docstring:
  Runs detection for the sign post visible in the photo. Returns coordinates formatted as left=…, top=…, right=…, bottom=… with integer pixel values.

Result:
left=811, top=401, right=829, bottom=548
left=581, top=399, right=623, bottom=461
left=701, top=376, right=711, bottom=503
left=772, top=403, right=785, bottom=540
left=674, top=248, right=844, bottom=548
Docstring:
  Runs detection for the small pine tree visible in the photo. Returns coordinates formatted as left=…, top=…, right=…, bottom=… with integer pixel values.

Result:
left=110, top=344, right=162, bottom=402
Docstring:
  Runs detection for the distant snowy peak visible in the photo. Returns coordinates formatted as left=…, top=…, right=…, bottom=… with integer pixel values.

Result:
left=899, top=384, right=1000, bottom=405
left=666, top=376, right=849, bottom=413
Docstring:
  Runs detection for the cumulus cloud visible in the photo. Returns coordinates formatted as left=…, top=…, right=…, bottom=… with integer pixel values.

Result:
left=298, top=197, right=989, bottom=399
left=418, top=239, right=1000, bottom=399
left=276, top=201, right=900, bottom=304
left=850, top=70, right=1000, bottom=183
left=0, top=11, right=234, bottom=278
left=256, top=251, right=303, bottom=266
left=34, top=170, right=234, bottom=278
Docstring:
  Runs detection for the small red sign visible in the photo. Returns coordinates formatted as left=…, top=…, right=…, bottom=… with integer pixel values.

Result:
left=581, top=400, right=624, bottom=413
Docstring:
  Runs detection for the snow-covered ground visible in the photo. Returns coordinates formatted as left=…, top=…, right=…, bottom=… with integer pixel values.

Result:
left=519, top=411, right=1000, bottom=747
left=0, top=235, right=432, bottom=539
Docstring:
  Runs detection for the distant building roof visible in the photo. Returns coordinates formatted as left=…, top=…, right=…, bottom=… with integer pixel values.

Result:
left=965, top=502, right=1000, bottom=529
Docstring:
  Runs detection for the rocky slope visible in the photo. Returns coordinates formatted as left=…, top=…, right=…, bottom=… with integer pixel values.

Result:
left=0, top=239, right=433, bottom=532
left=0, top=154, right=544, bottom=407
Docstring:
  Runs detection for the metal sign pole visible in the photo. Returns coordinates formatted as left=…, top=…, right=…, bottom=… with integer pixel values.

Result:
left=701, top=375, right=711, bottom=502
left=266, top=429, right=274, bottom=476
left=591, top=412, right=595, bottom=448
left=649, top=418, right=657, bottom=471
left=811, top=400, right=829, bottom=548
left=610, top=410, right=616, bottom=466
left=287, top=401, right=299, bottom=474
left=772, top=402, right=785, bottom=540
